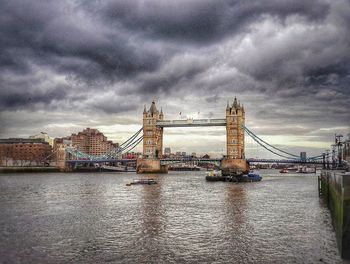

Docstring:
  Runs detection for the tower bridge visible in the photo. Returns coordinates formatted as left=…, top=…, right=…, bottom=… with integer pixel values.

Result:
left=58, top=97, right=325, bottom=172
left=138, top=98, right=248, bottom=174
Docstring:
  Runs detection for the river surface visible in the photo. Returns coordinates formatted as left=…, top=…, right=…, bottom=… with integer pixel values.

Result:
left=0, top=170, right=343, bottom=263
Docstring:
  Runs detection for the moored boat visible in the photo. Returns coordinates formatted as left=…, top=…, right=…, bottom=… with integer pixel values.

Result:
left=101, top=165, right=136, bottom=172
left=205, top=171, right=262, bottom=182
left=297, top=166, right=316, bottom=173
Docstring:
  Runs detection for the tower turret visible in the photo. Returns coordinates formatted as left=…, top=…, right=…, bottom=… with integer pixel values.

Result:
left=233, top=97, right=238, bottom=108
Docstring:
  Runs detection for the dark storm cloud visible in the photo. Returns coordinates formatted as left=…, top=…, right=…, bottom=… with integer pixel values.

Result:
left=0, top=0, right=349, bottom=151
left=0, top=0, right=162, bottom=84
left=102, top=0, right=329, bottom=43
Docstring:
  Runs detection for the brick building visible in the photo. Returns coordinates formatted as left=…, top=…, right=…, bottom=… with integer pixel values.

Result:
left=0, top=138, right=52, bottom=166
left=70, top=128, right=118, bottom=156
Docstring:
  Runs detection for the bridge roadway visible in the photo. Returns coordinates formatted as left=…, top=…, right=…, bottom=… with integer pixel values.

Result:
left=65, top=158, right=323, bottom=165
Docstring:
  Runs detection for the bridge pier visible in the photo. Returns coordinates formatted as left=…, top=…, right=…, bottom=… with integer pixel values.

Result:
left=56, top=144, right=69, bottom=172
left=136, top=159, right=168, bottom=174
left=221, top=158, right=250, bottom=175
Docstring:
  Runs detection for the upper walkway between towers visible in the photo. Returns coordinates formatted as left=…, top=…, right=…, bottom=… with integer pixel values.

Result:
left=156, top=118, right=227, bottom=127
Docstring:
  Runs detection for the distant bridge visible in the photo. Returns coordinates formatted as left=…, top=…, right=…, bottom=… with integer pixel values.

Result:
left=247, top=158, right=323, bottom=164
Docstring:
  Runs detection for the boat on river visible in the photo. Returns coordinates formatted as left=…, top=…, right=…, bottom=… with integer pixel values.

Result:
left=101, top=165, right=136, bottom=172
left=205, top=171, right=262, bottom=182
left=126, top=179, right=157, bottom=186
left=206, top=170, right=222, bottom=177
left=297, top=166, right=316, bottom=173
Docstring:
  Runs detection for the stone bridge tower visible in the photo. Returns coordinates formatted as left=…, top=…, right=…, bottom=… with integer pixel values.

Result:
left=137, top=101, right=167, bottom=173
left=142, top=101, right=164, bottom=158
left=226, top=97, right=245, bottom=159
left=221, top=97, right=249, bottom=174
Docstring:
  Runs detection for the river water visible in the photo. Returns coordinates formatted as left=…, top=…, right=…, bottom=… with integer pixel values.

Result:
left=0, top=170, right=343, bottom=263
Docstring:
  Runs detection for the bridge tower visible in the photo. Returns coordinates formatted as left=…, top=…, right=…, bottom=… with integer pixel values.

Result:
left=142, top=101, right=164, bottom=158
left=221, top=97, right=250, bottom=174
left=56, top=143, right=68, bottom=171
left=137, top=101, right=167, bottom=173
left=226, top=97, right=245, bottom=159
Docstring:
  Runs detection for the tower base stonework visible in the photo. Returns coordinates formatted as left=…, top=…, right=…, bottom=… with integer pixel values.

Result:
left=56, top=145, right=68, bottom=172
left=221, top=158, right=250, bottom=175
left=136, top=159, right=168, bottom=174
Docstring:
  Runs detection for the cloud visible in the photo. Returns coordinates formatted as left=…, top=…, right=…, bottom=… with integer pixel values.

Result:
left=102, top=0, right=329, bottom=43
left=0, top=0, right=349, bottom=156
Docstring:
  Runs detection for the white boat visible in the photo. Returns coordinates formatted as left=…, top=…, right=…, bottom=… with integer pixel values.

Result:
left=205, top=170, right=222, bottom=177
left=297, top=166, right=316, bottom=173
left=101, top=165, right=136, bottom=172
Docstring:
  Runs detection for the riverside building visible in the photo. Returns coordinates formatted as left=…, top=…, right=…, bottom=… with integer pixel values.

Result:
left=70, top=128, right=118, bottom=156
left=0, top=138, right=52, bottom=166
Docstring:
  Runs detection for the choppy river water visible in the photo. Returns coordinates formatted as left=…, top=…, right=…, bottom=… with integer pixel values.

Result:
left=0, top=170, right=343, bottom=263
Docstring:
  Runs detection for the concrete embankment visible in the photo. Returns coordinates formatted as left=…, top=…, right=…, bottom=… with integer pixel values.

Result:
left=320, top=170, right=350, bottom=260
left=0, top=167, right=60, bottom=173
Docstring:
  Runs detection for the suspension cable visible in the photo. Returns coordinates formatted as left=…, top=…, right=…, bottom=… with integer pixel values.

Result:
left=242, top=125, right=299, bottom=158
left=122, top=136, right=143, bottom=153
left=119, top=127, right=143, bottom=147
left=244, top=128, right=298, bottom=160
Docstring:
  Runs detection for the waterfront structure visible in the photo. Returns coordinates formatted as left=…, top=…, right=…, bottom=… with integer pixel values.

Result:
left=137, top=102, right=167, bottom=173
left=70, top=128, right=118, bottom=156
left=142, top=102, right=164, bottom=158
left=52, top=137, right=72, bottom=168
left=225, top=98, right=245, bottom=159
left=53, top=137, right=72, bottom=149
left=221, top=98, right=249, bottom=175
left=164, top=147, right=171, bottom=156
left=300, top=152, right=307, bottom=161
left=0, top=138, right=52, bottom=166
left=320, top=170, right=350, bottom=259
left=343, top=137, right=350, bottom=163
left=137, top=98, right=249, bottom=174
left=29, top=132, right=54, bottom=147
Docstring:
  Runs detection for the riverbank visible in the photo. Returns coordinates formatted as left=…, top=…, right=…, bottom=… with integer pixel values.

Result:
left=0, top=167, right=60, bottom=173
left=320, top=169, right=350, bottom=260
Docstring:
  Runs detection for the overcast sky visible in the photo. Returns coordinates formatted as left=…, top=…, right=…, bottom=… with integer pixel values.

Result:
left=0, top=0, right=349, bottom=157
